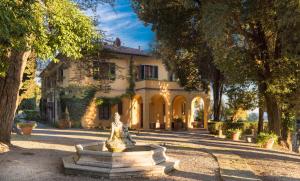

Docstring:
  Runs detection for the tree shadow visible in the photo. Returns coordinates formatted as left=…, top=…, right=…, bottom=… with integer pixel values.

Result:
left=33, top=128, right=109, bottom=138
left=0, top=143, right=219, bottom=181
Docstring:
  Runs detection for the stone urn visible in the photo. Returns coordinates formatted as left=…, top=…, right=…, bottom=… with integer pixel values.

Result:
left=245, top=135, right=254, bottom=143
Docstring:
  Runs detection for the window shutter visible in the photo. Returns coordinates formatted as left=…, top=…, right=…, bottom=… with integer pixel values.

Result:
left=98, top=105, right=102, bottom=119
left=135, top=65, right=140, bottom=80
left=110, top=63, right=116, bottom=80
left=141, top=65, right=145, bottom=80
left=154, top=66, right=158, bottom=79
left=118, top=101, right=123, bottom=115
left=93, top=61, right=99, bottom=80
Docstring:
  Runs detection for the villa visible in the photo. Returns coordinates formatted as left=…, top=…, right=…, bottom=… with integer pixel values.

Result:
left=40, top=39, right=210, bottom=130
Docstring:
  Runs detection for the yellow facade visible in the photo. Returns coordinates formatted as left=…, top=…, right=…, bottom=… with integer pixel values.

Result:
left=41, top=48, right=210, bottom=130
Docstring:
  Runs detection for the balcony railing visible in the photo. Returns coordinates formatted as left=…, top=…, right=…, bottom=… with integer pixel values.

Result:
left=135, top=80, right=184, bottom=91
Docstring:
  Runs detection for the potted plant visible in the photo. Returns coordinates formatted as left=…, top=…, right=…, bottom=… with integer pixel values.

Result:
left=17, top=121, right=37, bottom=135
left=226, top=129, right=242, bottom=141
left=257, top=132, right=278, bottom=149
left=173, top=117, right=184, bottom=130
left=58, top=109, right=71, bottom=129
left=192, top=121, right=198, bottom=128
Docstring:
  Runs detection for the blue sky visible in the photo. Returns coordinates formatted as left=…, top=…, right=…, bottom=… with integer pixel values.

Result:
left=94, top=0, right=155, bottom=50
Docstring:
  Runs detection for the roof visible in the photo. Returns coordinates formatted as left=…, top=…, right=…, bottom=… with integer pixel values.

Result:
left=40, top=45, right=152, bottom=76
left=103, top=45, right=151, bottom=57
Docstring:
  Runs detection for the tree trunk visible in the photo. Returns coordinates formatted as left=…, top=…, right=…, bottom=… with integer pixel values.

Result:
left=264, top=93, right=281, bottom=136
left=258, top=106, right=264, bottom=134
left=0, top=51, right=31, bottom=144
left=212, top=70, right=223, bottom=121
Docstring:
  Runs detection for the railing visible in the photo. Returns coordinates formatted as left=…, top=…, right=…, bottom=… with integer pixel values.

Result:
left=135, top=80, right=184, bottom=91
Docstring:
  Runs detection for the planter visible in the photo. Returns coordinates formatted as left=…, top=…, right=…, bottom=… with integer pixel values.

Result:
left=174, top=122, right=183, bottom=131
left=232, top=132, right=240, bottom=141
left=192, top=121, right=204, bottom=128
left=17, top=121, right=36, bottom=136
left=245, top=135, right=254, bottom=143
left=263, top=139, right=275, bottom=149
left=21, top=126, right=33, bottom=135
left=58, top=119, right=72, bottom=129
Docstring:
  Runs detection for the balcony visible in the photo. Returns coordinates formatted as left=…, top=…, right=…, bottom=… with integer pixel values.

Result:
left=135, top=80, right=184, bottom=91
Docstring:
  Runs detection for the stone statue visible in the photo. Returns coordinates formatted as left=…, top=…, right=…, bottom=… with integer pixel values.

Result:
left=105, top=112, right=135, bottom=152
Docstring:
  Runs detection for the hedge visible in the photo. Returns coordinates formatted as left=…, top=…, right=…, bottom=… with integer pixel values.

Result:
left=208, top=121, right=267, bottom=135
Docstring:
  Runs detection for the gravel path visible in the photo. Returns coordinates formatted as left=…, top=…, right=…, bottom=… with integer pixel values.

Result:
left=0, top=128, right=220, bottom=181
left=1, top=128, right=299, bottom=181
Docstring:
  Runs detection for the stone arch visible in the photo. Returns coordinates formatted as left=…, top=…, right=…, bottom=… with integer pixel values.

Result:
left=172, top=95, right=188, bottom=129
left=131, top=95, right=143, bottom=129
left=190, top=96, right=205, bottom=128
left=149, top=94, right=168, bottom=129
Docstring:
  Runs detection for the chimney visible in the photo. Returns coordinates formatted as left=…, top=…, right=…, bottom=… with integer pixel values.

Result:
left=138, top=46, right=141, bottom=50
left=114, top=37, right=121, bottom=47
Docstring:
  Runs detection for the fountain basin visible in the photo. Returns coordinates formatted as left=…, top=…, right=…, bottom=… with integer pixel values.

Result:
left=62, top=141, right=179, bottom=179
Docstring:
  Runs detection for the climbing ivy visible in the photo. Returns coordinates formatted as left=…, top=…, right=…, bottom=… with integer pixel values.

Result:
left=126, top=56, right=135, bottom=98
left=60, top=86, right=96, bottom=126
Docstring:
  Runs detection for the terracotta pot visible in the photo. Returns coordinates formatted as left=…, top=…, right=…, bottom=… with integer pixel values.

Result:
left=174, top=122, right=183, bottom=131
left=21, top=126, right=33, bottom=135
left=263, top=139, right=275, bottom=149
left=58, top=120, right=71, bottom=129
left=232, top=132, right=240, bottom=141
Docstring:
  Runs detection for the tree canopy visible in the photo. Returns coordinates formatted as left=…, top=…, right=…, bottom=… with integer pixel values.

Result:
left=0, top=0, right=112, bottom=144
left=133, top=0, right=300, bottom=136
left=199, top=0, right=300, bottom=135
left=0, top=0, right=99, bottom=77
left=132, top=0, right=225, bottom=121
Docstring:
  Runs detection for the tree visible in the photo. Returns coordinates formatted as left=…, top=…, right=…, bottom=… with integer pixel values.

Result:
left=199, top=0, right=300, bottom=136
left=0, top=0, right=109, bottom=144
left=225, top=84, right=257, bottom=121
left=18, top=54, right=38, bottom=106
left=132, top=0, right=225, bottom=121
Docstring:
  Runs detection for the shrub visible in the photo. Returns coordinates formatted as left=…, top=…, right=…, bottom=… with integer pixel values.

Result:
left=72, top=121, right=82, bottom=128
left=17, top=121, right=37, bottom=128
left=173, top=117, right=184, bottom=123
left=208, top=121, right=224, bottom=134
left=243, top=122, right=258, bottom=134
left=19, top=98, right=36, bottom=110
left=257, top=132, right=278, bottom=147
left=23, top=110, right=41, bottom=122
left=223, top=121, right=244, bottom=130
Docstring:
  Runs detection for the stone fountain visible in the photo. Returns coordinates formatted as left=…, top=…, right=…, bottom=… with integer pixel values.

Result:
left=62, top=113, right=179, bottom=179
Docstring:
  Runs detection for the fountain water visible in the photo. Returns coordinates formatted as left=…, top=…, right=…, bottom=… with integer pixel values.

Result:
left=62, top=113, right=179, bottom=179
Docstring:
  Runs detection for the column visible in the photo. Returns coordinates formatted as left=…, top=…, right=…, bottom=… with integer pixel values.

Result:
left=204, top=98, right=210, bottom=129
left=186, top=100, right=192, bottom=129
left=165, top=97, right=172, bottom=130
left=142, top=96, right=150, bottom=130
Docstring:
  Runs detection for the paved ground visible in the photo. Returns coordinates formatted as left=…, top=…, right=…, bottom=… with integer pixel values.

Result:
left=0, top=127, right=299, bottom=181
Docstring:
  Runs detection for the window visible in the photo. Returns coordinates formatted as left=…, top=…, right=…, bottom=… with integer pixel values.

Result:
left=99, top=104, right=111, bottom=120
left=93, top=61, right=116, bottom=80
left=136, top=65, right=158, bottom=81
left=57, top=68, right=64, bottom=82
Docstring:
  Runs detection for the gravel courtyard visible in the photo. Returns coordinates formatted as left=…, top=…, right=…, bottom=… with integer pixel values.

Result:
left=0, top=127, right=299, bottom=181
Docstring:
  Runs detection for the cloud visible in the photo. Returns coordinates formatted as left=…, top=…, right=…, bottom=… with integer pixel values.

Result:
left=93, top=0, right=154, bottom=49
left=100, top=12, right=134, bottom=22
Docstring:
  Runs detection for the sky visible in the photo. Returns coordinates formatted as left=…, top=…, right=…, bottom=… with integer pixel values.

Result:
left=94, top=0, right=155, bottom=50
